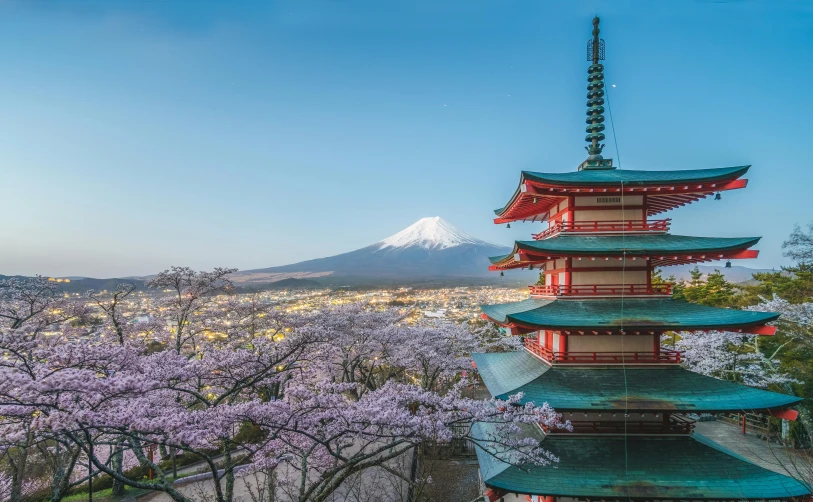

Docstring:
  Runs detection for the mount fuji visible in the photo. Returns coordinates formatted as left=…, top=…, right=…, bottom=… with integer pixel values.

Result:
left=231, top=217, right=513, bottom=285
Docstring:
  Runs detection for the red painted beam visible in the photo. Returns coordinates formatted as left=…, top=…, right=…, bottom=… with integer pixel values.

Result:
left=740, top=325, right=777, bottom=336
left=769, top=409, right=799, bottom=421
left=727, top=249, right=759, bottom=259
left=718, top=178, right=748, bottom=191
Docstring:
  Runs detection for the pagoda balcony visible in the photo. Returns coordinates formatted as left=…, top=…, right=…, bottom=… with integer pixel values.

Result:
left=528, top=283, right=672, bottom=298
left=524, top=338, right=681, bottom=365
left=532, top=219, right=671, bottom=240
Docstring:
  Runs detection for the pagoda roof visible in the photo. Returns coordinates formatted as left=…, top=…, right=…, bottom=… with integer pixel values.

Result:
left=474, top=423, right=809, bottom=499
left=481, top=297, right=778, bottom=333
left=494, top=165, right=750, bottom=223
left=489, top=234, right=760, bottom=269
left=521, top=165, right=750, bottom=187
left=472, top=351, right=802, bottom=412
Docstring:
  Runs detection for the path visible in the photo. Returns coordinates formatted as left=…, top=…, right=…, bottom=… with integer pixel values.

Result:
left=695, top=419, right=806, bottom=479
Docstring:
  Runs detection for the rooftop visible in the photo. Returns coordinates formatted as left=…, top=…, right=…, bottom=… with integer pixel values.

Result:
left=521, top=165, right=750, bottom=187
left=494, top=165, right=750, bottom=223
left=481, top=297, right=779, bottom=333
left=474, top=423, right=809, bottom=500
left=489, top=234, right=760, bottom=269
left=472, top=350, right=802, bottom=412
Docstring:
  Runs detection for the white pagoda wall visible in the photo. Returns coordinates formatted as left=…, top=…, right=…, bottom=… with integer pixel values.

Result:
left=567, top=334, right=655, bottom=353
left=570, top=270, right=647, bottom=285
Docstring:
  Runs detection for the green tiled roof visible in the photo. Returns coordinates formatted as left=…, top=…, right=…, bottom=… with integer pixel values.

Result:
left=489, top=234, right=761, bottom=264
left=472, top=351, right=802, bottom=412
left=494, top=165, right=750, bottom=216
left=523, top=165, right=750, bottom=186
left=481, top=298, right=779, bottom=330
left=474, top=426, right=809, bottom=499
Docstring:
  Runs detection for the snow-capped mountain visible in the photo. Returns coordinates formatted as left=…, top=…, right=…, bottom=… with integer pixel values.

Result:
left=233, top=217, right=512, bottom=284
left=379, top=217, right=495, bottom=250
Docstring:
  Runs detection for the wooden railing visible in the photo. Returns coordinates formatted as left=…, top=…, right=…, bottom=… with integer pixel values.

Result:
left=528, top=283, right=672, bottom=297
left=524, top=338, right=681, bottom=365
left=533, top=219, right=671, bottom=240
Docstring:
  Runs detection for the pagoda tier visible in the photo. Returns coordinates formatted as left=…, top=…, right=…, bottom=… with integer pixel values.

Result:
left=488, top=234, right=761, bottom=270
left=474, top=16, right=807, bottom=502
left=482, top=297, right=779, bottom=336
left=472, top=351, right=802, bottom=413
left=494, top=165, right=749, bottom=224
left=474, top=423, right=809, bottom=501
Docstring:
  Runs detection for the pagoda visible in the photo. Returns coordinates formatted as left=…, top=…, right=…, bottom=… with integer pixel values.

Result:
left=472, top=17, right=809, bottom=501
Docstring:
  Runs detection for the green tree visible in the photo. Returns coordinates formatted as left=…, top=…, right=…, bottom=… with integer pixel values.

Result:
left=738, top=264, right=813, bottom=306
left=671, top=267, right=737, bottom=308
left=652, top=268, right=682, bottom=299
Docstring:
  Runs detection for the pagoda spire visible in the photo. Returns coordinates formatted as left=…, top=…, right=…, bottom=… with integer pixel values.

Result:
left=579, top=16, right=614, bottom=171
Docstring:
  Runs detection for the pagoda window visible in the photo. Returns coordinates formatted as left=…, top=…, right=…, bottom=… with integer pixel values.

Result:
left=595, top=196, right=621, bottom=204
left=574, top=194, right=642, bottom=206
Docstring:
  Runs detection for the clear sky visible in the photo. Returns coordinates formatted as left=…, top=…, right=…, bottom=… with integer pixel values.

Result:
left=1, top=0, right=811, bottom=278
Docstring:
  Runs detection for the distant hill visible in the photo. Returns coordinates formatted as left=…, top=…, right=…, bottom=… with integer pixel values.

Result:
left=659, top=264, right=776, bottom=284
left=230, top=217, right=523, bottom=286
left=0, top=275, right=147, bottom=294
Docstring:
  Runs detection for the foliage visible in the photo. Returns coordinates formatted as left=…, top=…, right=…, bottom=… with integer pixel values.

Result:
left=665, top=267, right=737, bottom=308
left=673, top=329, right=795, bottom=388
left=738, top=264, right=813, bottom=306
left=784, top=222, right=813, bottom=265
left=0, top=268, right=566, bottom=502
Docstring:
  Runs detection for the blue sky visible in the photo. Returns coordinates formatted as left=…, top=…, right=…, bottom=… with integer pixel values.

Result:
left=1, top=0, right=811, bottom=277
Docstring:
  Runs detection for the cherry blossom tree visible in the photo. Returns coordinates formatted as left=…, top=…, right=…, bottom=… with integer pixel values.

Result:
left=1, top=269, right=567, bottom=502
left=0, top=276, right=88, bottom=502
left=0, top=276, right=84, bottom=333
left=87, top=283, right=137, bottom=346
left=146, top=267, right=237, bottom=353
left=673, top=330, right=795, bottom=388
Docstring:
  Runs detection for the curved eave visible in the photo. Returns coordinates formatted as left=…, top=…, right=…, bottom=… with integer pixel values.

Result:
left=471, top=351, right=802, bottom=413
left=494, top=166, right=750, bottom=224
left=481, top=298, right=780, bottom=333
left=475, top=430, right=809, bottom=500
left=488, top=235, right=761, bottom=269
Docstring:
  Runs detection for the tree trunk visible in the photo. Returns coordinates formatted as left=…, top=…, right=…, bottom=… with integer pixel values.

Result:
left=9, top=429, right=33, bottom=502
left=50, top=443, right=81, bottom=502
left=111, top=438, right=126, bottom=496
left=224, top=439, right=235, bottom=502
left=265, top=468, right=276, bottom=502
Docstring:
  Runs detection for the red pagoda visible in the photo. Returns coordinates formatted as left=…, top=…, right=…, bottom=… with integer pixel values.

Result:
left=472, top=17, right=808, bottom=501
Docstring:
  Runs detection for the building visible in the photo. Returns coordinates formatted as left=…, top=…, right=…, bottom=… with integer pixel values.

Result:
left=472, top=17, right=809, bottom=502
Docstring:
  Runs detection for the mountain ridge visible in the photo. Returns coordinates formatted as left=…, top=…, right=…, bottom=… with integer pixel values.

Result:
left=229, top=217, right=511, bottom=284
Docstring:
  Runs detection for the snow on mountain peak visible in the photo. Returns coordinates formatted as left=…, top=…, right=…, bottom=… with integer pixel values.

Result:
left=378, top=217, right=492, bottom=250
